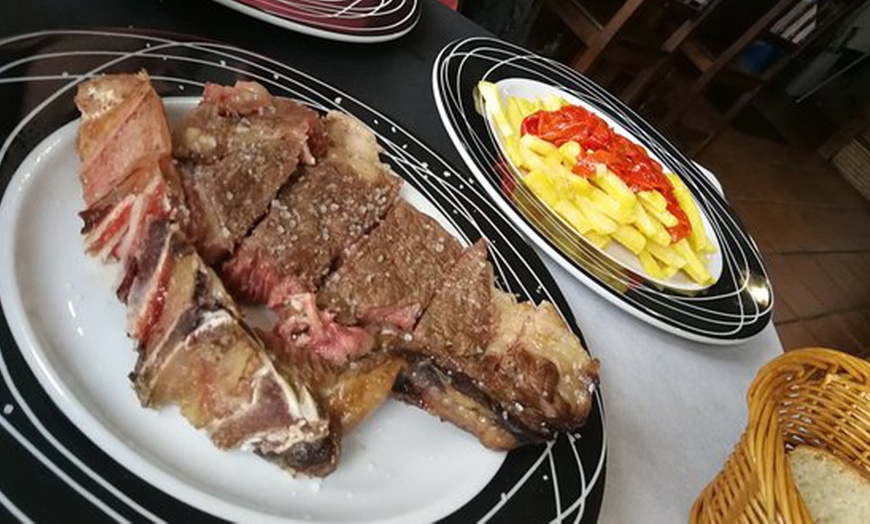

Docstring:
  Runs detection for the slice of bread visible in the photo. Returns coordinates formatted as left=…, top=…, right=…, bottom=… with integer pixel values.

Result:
left=788, top=445, right=870, bottom=524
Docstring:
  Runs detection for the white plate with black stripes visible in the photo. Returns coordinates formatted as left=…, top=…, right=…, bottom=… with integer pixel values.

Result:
left=0, top=31, right=605, bottom=523
left=210, top=0, right=420, bottom=43
left=433, top=37, right=772, bottom=344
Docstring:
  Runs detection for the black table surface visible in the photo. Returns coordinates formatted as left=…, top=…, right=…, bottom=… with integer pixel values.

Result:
left=0, top=0, right=485, bottom=171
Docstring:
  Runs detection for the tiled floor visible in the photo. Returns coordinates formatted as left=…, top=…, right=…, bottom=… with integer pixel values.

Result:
left=693, top=127, right=870, bottom=358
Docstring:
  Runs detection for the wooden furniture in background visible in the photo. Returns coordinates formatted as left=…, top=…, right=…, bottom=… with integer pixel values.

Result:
left=659, top=0, right=863, bottom=153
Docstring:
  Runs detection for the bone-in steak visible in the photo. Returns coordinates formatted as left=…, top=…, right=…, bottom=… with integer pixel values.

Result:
left=128, top=219, right=339, bottom=476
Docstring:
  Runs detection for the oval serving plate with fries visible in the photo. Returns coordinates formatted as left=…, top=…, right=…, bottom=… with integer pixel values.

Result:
left=433, top=37, right=773, bottom=343
left=476, top=78, right=723, bottom=292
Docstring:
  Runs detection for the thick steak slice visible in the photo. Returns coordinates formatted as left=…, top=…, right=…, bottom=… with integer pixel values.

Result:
left=223, top=160, right=401, bottom=304
left=317, top=201, right=463, bottom=330
left=75, top=72, right=172, bottom=206
left=173, top=81, right=327, bottom=263
left=128, top=220, right=338, bottom=476
left=395, top=240, right=600, bottom=450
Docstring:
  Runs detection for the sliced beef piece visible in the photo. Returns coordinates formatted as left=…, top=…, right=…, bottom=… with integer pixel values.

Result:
left=263, top=328, right=405, bottom=436
left=128, top=220, right=338, bottom=476
left=79, top=156, right=186, bottom=270
left=317, top=201, right=463, bottom=330
left=75, top=72, right=172, bottom=206
left=271, top=293, right=374, bottom=366
left=173, top=81, right=327, bottom=263
left=224, top=160, right=401, bottom=304
left=394, top=240, right=600, bottom=450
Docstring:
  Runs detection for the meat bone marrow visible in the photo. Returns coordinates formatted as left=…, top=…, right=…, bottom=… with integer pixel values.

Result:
left=72, top=71, right=600, bottom=479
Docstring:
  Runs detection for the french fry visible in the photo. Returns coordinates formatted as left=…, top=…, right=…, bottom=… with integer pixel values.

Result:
left=594, top=169, right=637, bottom=209
left=674, top=238, right=712, bottom=284
left=637, top=190, right=667, bottom=211
left=638, top=249, right=663, bottom=279
left=542, top=94, right=565, bottom=111
left=517, top=97, right=538, bottom=117
left=478, top=82, right=513, bottom=138
left=502, top=136, right=524, bottom=168
left=575, top=195, right=617, bottom=235
left=666, top=173, right=715, bottom=254
left=584, top=231, right=611, bottom=249
left=523, top=170, right=560, bottom=206
left=633, top=202, right=672, bottom=246
left=647, top=242, right=686, bottom=268
left=554, top=200, right=592, bottom=234
left=661, top=264, right=680, bottom=279
left=558, top=141, right=581, bottom=164
left=506, top=97, right=525, bottom=134
left=589, top=186, right=633, bottom=223
left=642, top=199, right=679, bottom=228
left=613, top=224, right=646, bottom=254
left=520, top=134, right=558, bottom=157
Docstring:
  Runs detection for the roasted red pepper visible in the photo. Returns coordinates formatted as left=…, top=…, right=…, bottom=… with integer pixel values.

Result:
left=521, top=105, right=691, bottom=242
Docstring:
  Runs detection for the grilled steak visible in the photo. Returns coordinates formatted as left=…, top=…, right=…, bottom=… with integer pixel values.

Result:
left=128, top=220, right=338, bottom=476
left=394, top=240, right=600, bottom=450
left=75, top=72, right=173, bottom=206
left=317, top=201, right=463, bottom=330
left=223, top=112, right=401, bottom=304
left=173, top=81, right=327, bottom=263
left=72, top=73, right=604, bottom=479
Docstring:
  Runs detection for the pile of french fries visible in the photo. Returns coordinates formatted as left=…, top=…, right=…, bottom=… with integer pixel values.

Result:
left=478, top=81, right=716, bottom=285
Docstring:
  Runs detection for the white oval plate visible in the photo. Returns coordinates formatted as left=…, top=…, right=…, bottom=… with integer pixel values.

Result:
left=0, top=99, right=503, bottom=524
left=483, top=78, right=723, bottom=292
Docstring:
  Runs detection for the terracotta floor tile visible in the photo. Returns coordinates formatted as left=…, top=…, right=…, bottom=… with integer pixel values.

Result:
left=730, top=201, right=776, bottom=253
left=777, top=321, right=819, bottom=351
left=765, top=254, right=827, bottom=318
left=766, top=205, right=811, bottom=253
left=772, top=296, right=797, bottom=324
left=803, top=315, right=862, bottom=356
left=786, top=255, right=852, bottom=314
left=839, top=309, right=870, bottom=349
left=812, top=254, right=870, bottom=310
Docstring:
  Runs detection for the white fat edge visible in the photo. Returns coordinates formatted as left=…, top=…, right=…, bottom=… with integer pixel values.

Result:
left=84, top=194, right=136, bottom=258
left=125, top=232, right=173, bottom=334
left=256, top=351, right=323, bottom=424
left=115, top=177, right=162, bottom=263
left=135, top=293, right=231, bottom=396
left=232, top=367, right=329, bottom=455
left=82, top=85, right=121, bottom=121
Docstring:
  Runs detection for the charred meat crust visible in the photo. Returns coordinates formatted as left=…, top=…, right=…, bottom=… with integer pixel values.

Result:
left=391, top=358, right=541, bottom=450
left=398, top=240, right=600, bottom=446
left=259, top=429, right=341, bottom=477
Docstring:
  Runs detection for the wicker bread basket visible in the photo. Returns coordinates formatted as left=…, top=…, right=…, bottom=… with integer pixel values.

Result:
left=690, top=347, right=870, bottom=523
